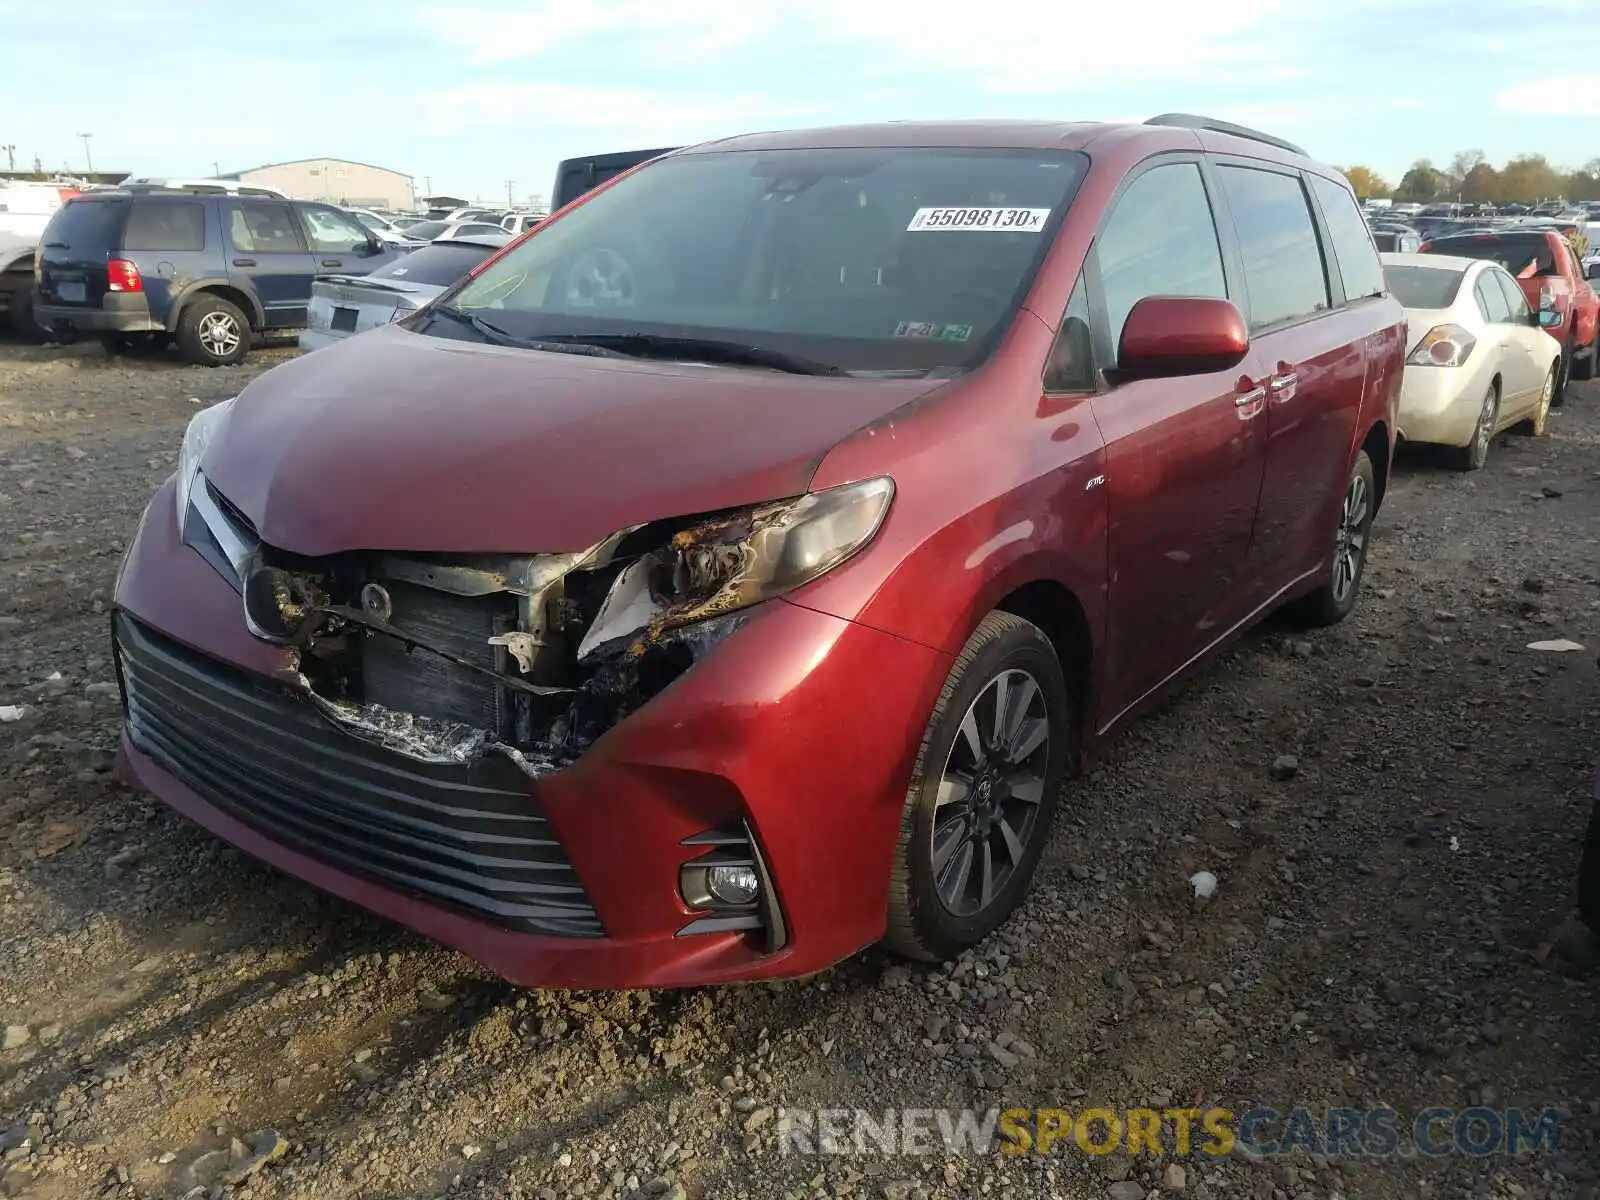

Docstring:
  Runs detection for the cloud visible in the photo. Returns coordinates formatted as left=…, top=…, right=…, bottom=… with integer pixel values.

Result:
left=422, top=0, right=770, bottom=64
left=415, top=82, right=819, bottom=143
left=1495, top=75, right=1600, bottom=118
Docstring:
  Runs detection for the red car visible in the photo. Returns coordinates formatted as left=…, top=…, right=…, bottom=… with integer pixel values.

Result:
left=1420, top=229, right=1600, bottom=401
left=113, top=115, right=1404, bottom=988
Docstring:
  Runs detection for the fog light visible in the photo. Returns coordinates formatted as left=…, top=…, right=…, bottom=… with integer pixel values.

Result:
left=706, top=865, right=760, bottom=906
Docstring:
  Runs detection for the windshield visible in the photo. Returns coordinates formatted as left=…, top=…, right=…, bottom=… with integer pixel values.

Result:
left=404, top=220, right=449, bottom=241
left=429, top=146, right=1088, bottom=374
left=1382, top=264, right=1464, bottom=308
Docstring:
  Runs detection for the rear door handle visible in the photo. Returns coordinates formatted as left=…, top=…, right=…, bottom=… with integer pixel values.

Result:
left=320, top=259, right=343, bottom=268
left=1269, top=373, right=1299, bottom=393
left=232, top=258, right=256, bottom=267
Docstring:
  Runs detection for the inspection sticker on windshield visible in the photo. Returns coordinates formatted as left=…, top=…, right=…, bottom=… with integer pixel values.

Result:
left=894, top=321, right=973, bottom=342
left=906, top=206, right=1050, bottom=232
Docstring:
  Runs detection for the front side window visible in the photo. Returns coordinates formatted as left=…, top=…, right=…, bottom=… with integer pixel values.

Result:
left=1216, top=166, right=1331, bottom=330
left=300, top=206, right=370, bottom=253
left=1095, top=161, right=1227, bottom=361
left=228, top=202, right=302, bottom=254
left=1309, top=175, right=1384, bottom=302
left=438, top=147, right=1090, bottom=374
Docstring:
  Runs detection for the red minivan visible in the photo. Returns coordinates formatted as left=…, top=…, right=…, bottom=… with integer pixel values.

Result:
left=112, top=114, right=1404, bottom=988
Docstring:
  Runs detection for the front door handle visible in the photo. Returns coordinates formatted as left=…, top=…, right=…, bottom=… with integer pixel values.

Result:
left=320, top=259, right=343, bottom=268
left=232, top=257, right=256, bottom=267
left=1235, top=386, right=1267, bottom=419
left=1268, top=372, right=1299, bottom=401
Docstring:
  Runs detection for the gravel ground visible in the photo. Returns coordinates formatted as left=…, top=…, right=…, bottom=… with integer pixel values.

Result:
left=2, top=334, right=1598, bottom=1200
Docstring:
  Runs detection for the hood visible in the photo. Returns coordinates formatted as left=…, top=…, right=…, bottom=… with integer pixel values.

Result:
left=202, top=324, right=938, bottom=556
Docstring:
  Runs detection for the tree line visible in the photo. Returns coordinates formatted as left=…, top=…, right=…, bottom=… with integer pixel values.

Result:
left=1338, top=150, right=1600, bottom=205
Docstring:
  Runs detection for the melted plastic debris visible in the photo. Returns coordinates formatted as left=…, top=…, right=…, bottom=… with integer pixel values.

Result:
left=315, top=699, right=490, bottom=763
left=303, top=689, right=561, bottom=777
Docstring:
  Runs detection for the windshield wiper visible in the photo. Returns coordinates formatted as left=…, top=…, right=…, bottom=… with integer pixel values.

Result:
left=537, top=333, right=847, bottom=376
left=428, top=305, right=632, bottom=359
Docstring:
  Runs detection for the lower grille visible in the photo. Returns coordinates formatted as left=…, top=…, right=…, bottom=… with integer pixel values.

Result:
left=114, top=613, right=602, bottom=937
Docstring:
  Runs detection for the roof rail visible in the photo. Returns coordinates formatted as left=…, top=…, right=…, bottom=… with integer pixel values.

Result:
left=1144, top=113, right=1307, bottom=157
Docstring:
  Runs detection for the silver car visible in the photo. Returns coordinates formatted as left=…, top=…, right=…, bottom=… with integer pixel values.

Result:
left=299, top=234, right=509, bottom=352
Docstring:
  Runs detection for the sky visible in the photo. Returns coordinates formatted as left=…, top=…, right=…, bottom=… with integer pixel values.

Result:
left=3, top=0, right=1598, bottom=205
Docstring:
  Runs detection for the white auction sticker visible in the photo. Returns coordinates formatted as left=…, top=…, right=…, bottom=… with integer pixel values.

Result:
left=906, top=206, right=1051, bottom=232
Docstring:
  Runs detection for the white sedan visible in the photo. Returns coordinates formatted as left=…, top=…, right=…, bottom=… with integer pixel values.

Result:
left=1382, top=251, right=1562, bottom=470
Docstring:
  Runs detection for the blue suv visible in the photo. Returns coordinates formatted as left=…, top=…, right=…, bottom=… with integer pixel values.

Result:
left=33, top=186, right=404, bottom=366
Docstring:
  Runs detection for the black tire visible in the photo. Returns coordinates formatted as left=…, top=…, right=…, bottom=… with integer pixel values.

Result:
left=883, top=611, right=1071, bottom=962
left=175, top=295, right=250, bottom=367
left=7, top=281, right=51, bottom=343
left=1573, top=329, right=1597, bottom=383
left=1552, top=341, right=1572, bottom=407
left=1580, top=793, right=1600, bottom=934
left=1449, top=380, right=1499, bottom=472
left=1290, top=450, right=1377, bottom=628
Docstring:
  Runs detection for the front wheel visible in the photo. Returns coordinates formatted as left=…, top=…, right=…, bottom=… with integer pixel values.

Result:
left=1289, top=450, right=1376, bottom=629
left=1516, top=364, right=1557, bottom=437
left=1572, top=328, right=1596, bottom=383
left=883, top=612, right=1070, bottom=962
left=1552, top=342, right=1572, bottom=407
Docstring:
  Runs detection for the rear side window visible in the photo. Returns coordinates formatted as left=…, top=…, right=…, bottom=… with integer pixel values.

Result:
left=1428, top=234, right=1554, bottom=277
left=1216, top=166, right=1331, bottom=330
left=228, top=202, right=303, bottom=254
left=122, top=200, right=206, bottom=252
left=1474, top=274, right=1511, bottom=323
left=43, top=198, right=126, bottom=249
left=1309, top=176, right=1384, bottom=301
left=372, top=242, right=497, bottom=287
left=1096, top=162, right=1228, bottom=358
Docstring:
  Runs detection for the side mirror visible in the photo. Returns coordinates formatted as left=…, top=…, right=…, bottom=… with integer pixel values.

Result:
left=1117, top=296, right=1249, bottom=380
left=1539, top=310, right=1562, bottom=328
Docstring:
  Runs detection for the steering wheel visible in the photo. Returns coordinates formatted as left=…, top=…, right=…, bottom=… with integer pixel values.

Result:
left=563, top=247, right=638, bottom=308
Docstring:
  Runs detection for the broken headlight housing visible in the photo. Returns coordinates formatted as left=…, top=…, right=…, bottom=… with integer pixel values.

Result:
left=578, top=477, right=896, bottom=658
left=175, top=397, right=236, bottom=517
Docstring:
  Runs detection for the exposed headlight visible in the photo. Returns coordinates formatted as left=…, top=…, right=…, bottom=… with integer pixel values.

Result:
left=175, top=398, right=236, bottom=517
left=577, top=477, right=895, bottom=658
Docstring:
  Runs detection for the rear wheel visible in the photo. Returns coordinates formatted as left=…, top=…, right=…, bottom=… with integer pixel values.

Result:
left=1572, top=328, right=1597, bottom=382
left=6, top=282, right=50, bottom=343
left=1289, top=450, right=1376, bottom=628
left=1552, top=339, right=1573, bottom=407
left=1450, top=381, right=1499, bottom=471
left=176, top=296, right=250, bottom=367
left=883, top=612, right=1070, bottom=962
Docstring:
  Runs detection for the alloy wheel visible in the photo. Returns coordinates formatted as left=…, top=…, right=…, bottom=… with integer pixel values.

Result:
left=197, top=312, right=241, bottom=359
left=1533, top=368, right=1554, bottom=435
left=1331, top=471, right=1370, bottom=605
left=1473, top=386, right=1497, bottom=462
left=930, top=668, right=1051, bottom=917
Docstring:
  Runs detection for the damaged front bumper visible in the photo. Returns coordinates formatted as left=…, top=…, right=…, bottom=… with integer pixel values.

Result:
left=111, top=476, right=950, bottom=988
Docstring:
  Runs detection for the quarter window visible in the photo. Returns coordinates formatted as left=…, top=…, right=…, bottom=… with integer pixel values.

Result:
left=1096, top=162, right=1228, bottom=361
left=1045, top=276, right=1096, bottom=392
left=1309, top=175, right=1384, bottom=302
left=1216, top=166, right=1331, bottom=330
left=122, top=200, right=206, bottom=252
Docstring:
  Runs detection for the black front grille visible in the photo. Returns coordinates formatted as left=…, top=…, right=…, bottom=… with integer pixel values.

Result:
left=114, top=613, right=602, bottom=937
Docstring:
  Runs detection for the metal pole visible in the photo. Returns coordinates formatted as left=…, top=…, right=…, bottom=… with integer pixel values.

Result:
left=77, top=132, right=93, bottom=175
left=506, top=180, right=515, bottom=208
left=1, top=145, right=13, bottom=172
